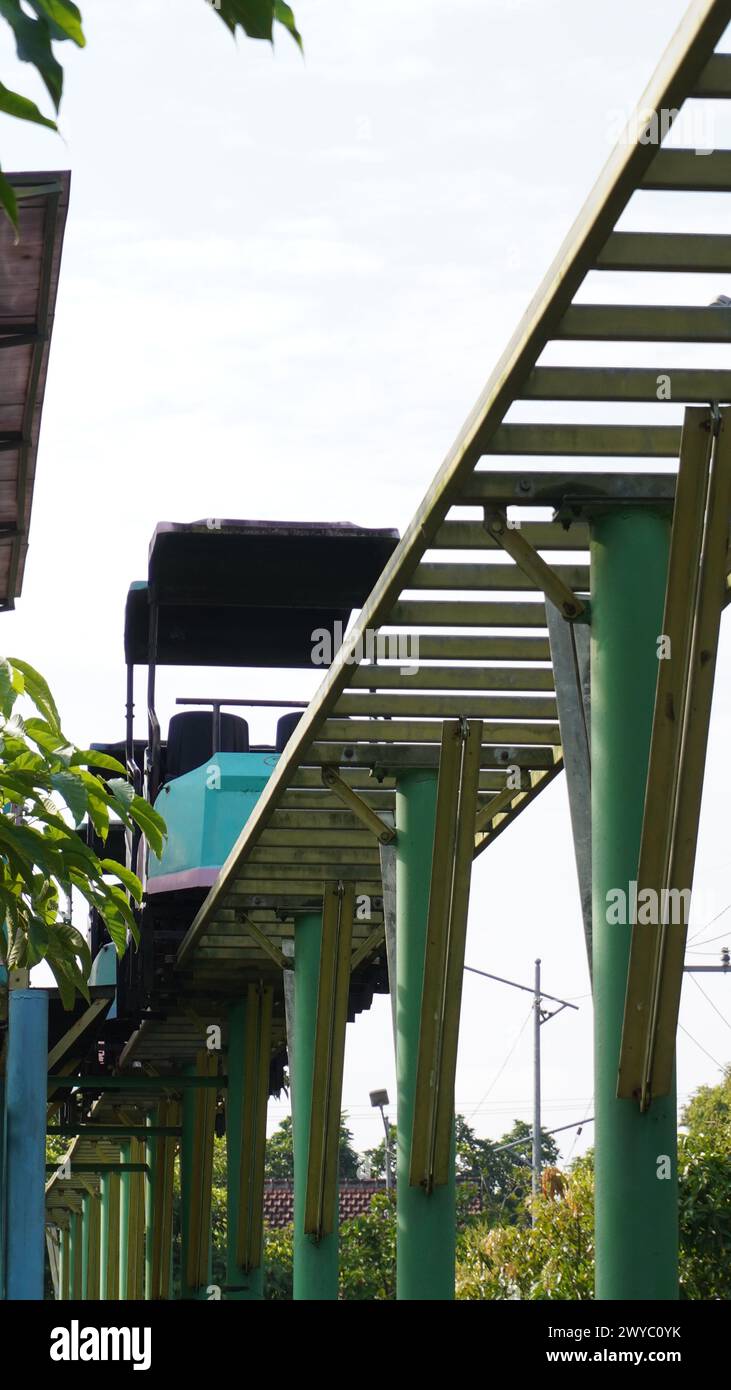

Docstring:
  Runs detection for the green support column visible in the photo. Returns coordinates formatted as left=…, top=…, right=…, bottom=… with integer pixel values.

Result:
left=59, top=1225, right=68, bottom=1301
left=180, top=1063, right=215, bottom=1299
left=69, top=1210, right=82, bottom=1299
left=293, top=911, right=339, bottom=1300
left=99, top=1173, right=110, bottom=1299
left=145, top=1118, right=157, bottom=1300
left=591, top=508, right=678, bottom=1300
left=395, top=769, right=456, bottom=1300
left=80, top=1192, right=90, bottom=1300
left=226, top=998, right=263, bottom=1300
left=119, top=1141, right=131, bottom=1299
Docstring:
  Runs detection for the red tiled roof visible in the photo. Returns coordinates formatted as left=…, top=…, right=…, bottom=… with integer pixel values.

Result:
left=262, top=1179, right=482, bottom=1228
left=263, top=1180, right=386, bottom=1228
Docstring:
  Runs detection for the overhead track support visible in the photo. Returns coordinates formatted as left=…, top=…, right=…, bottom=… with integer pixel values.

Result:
left=304, top=881, right=354, bottom=1239
left=618, top=406, right=731, bottom=1108
left=410, top=720, right=482, bottom=1191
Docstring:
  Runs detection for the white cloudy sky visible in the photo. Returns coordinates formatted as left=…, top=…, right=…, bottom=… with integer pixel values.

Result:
left=3, top=0, right=731, bottom=1159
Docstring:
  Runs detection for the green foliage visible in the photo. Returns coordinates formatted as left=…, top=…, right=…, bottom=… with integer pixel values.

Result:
left=339, top=1191, right=396, bottom=1300
left=455, top=1069, right=731, bottom=1300
left=363, top=1122, right=396, bottom=1182
left=264, top=1223, right=293, bottom=1300
left=456, top=1157, right=595, bottom=1300
left=678, top=1065, right=731, bottom=1299
left=456, top=1114, right=559, bottom=1226
left=0, top=656, right=166, bottom=1006
left=0, top=0, right=84, bottom=226
left=264, top=1113, right=362, bottom=1182
left=214, top=1, right=302, bottom=49
left=0, top=1, right=300, bottom=229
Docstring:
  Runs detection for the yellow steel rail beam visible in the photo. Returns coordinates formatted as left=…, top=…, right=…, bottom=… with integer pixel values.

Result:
left=410, top=721, right=482, bottom=1191
left=619, top=407, right=731, bottom=1106
left=236, top=985, right=273, bottom=1272
left=304, top=881, right=354, bottom=1237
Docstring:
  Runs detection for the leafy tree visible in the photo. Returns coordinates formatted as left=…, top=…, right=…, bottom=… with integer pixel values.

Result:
left=456, top=1114, right=559, bottom=1225
left=0, top=1, right=301, bottom=227
left=678, top=1065, right=731, bottom=1299
left=363, top=1122, right=396, bottom=1182
left=264, top=1113, right=361, bottom=1182
left=0, top=657, right=165, bottom=1005
left=339, top=1191, right=396, bottom=1300
left=456, top=1155, right=595, bottom=1300
left=455, top=1067, right=731, bottom=1300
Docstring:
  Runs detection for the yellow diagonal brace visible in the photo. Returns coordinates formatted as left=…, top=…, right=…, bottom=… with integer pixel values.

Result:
left=483, top=508, right=586, bottom=620
left=47, top=996, right=110, bottom=1071
left=410, top=720, right=483, bottom=1191
left=619, top=406, right=731, bottom=1106
left=236, top=984, right=273, bottom=1271
left=239, top=913, right=289, bottom=971
left=351, top=924, right=385, bottom=972
left=304, top=880, right=354, bottom=1238
left=321, top=766, right=396, bottom=844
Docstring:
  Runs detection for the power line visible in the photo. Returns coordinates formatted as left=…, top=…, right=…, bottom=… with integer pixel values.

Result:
left=687, top=901, right=731, bottom=945
left=686, top=931, right=731, bottom=952
left=688, top=972, right=731, bottom=1034
left=467, top=1005, right=533, bottom=1121
left=678, top=1022, right=724, bottom=1071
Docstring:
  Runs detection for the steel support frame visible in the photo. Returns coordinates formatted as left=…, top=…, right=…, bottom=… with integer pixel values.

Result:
left=396, top=768, right=455, bottom=1301
left=180, top=1054, right=217, bottom=1299
left=591, top=507, right=678, bottom=1300
left=226, top=986, right=272, bottom=1300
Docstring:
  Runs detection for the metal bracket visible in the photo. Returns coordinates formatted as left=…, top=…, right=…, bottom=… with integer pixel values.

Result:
left=304, top=880, right=354, bottom=1238
left=321, top=766, right=396, bottom=843
left=483, top=507, right=586, bottom=620
left=619, top=406, right=731, bottom=1108
left=410, top=720, right=483, bottom=1192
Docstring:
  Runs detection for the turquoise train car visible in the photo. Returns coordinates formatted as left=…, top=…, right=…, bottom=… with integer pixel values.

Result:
left=86, top=517, right=398, bottom=1025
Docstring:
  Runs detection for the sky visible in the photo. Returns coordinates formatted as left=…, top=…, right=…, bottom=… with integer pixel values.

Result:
left=2, top=0, right=731, bottom=1161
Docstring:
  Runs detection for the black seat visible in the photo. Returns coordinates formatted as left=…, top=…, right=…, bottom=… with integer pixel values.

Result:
left=165, top=711, right=249, bottom=781
left=276, top=711, right=303, bottom=751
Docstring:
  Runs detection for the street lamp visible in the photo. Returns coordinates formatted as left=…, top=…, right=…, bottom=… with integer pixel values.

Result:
left=369, top=1088, right=392, bottom=1192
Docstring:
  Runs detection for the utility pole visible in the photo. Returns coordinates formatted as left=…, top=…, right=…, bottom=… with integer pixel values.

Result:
left=532, top=959, right=542, bottom=1210
left=465, top=960, right=578, bottom=1222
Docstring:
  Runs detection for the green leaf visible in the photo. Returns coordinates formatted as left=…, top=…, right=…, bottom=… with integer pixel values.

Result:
left=0, top=170, right=18, bottom=234
left=273, top=1, right=302, bottom=49
left=49, top=769, right=88, bottom=826
left=26, top=0, right=85, bottom=46
left=70, top=748, right=126, bottom=775
left=128, top=794, right=167, bottom=858
left=24, top=717, right=67, bottom=754
left=85, top=789, right=109, bottom=843
left=107, top=776, right=134, bottom=809
left=8, top=658, right=62, bottom=730
left=101, top=858, right=142, bottom=903
left=0, top=1, right=64, bottom=110
left=0, top=79, right=56, bottom=128
left=0, top=656, right=18, bottom=716
left=214, top=1, right=274, bottom=41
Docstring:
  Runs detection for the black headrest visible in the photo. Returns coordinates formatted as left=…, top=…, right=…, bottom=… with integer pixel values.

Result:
left=276, top=711, right=304, bottom=752
left=166, top=711, right=249, bottom=781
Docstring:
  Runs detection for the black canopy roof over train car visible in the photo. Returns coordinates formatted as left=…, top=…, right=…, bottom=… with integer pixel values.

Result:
left=124, top=518, right=400, bottom=668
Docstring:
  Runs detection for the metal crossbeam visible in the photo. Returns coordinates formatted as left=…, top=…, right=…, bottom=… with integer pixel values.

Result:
left=410, top=721, right=483, bottom=1191
left=304, top=881, right=354, bottom=1237
left=619, top=406, right=731, bottom=1107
